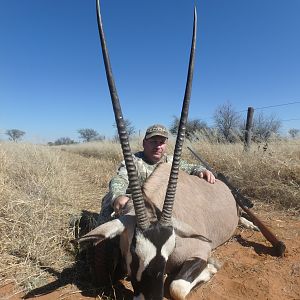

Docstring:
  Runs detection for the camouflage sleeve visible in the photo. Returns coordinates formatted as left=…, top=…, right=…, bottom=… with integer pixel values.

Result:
left=166, top=155, right=206, bottom=175
left=108, top=160, right=131, bottom=207
left=179, top=159, right=207, bottom=176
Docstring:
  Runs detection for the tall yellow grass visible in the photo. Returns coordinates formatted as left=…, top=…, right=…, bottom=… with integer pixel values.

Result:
left=0, top=139, right=299, bottom=293
left=186, top=139, right=300, bottom=210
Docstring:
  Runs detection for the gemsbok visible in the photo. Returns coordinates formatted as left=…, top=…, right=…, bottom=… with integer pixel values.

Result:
left=76, top=1, right=256, bottom=299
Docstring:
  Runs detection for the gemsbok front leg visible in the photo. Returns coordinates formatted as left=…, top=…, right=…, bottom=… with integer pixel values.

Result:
left=169, top=256, right=221, bottom=300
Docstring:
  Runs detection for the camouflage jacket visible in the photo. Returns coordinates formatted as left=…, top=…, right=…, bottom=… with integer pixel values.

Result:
left=108, top=151, right=207, bottom=207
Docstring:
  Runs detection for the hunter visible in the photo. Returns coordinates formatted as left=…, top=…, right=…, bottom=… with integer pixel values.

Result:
left=98, top=124, right=215, bottom=225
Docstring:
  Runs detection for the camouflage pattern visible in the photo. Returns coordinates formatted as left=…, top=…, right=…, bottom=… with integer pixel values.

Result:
left=144, top=124, right=169, bottom=139
left=97, top=151, right=206, bottom=225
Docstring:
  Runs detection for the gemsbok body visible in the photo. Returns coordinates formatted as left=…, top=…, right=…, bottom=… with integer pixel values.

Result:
left=78, top=162, right=240, bottom=300
left=76, top=1, right=249, bottom=299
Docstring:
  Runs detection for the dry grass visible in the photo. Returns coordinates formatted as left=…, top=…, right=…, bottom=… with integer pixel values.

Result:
left=0, top=142, right=118, bottom=294
left=0, top=138, right=299, bottom=295
left=185, top=138, right=300, bottom=211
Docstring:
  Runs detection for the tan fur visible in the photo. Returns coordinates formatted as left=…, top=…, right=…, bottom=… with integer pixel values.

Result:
left=142, top=163, right=239, bottom=273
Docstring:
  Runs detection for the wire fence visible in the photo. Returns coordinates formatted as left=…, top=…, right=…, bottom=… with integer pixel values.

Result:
left=201, top=100, right=300, bottom=128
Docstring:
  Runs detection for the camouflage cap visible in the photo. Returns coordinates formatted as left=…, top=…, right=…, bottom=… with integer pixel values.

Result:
left=144, top=124, right=169, bottom=140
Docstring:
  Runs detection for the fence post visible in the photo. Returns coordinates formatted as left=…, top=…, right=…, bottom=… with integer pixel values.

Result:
left=244, top=106, right=254, bottom=151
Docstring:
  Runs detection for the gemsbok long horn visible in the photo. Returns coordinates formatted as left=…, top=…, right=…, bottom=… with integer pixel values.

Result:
left=96, top=0, right=150, bottom=230
left=160, top=7, right=197, bottom=226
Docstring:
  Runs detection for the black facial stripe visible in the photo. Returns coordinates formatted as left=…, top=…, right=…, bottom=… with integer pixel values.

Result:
left=141, top=222, right=174, bottom=252
left=130, top=223, right=174, bottom=298
left=130, top=223, right=173, bottom=277
left=133, top=255, right=166, bottom=299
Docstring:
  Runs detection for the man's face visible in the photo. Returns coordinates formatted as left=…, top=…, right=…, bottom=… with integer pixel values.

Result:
left=143, top=136, right=167, bottom=164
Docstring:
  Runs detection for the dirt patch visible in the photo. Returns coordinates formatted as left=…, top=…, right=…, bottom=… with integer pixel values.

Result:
left=188, top=206, right=300, bottom=300
left=1, top=205, right=299, bottom=300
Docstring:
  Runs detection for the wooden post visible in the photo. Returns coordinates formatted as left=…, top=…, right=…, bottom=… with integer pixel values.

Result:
left=244, top=107, right=254, bottom=151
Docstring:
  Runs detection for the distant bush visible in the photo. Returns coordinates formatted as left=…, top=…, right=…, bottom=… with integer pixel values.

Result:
left=213, top=102, right=241, bottom=143
left=251, top=112, right=281, bottom=142
left=78, top=128, right=105, bottom=142
left=169, top=116, right=209, bottom=141
left=113, top=118, right=136, bottom=140
left=289, top=128, right=300, bottom=139
left=5, top=129, right=26, bottom=142
left=50, top=137, right=76, bottom=146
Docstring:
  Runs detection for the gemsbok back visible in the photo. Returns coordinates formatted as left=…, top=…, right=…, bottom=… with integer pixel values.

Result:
left=76, top=1, right=242, bottom=299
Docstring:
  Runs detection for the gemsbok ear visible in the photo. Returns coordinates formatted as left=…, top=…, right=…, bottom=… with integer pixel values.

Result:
left=74, top=215, right=136, bottom=246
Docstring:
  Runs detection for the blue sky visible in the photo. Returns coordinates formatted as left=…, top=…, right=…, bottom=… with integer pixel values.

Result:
left=1, top=0, right=299, bottom=143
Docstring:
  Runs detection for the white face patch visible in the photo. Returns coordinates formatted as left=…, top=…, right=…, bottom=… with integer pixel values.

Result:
left=161, top=229, right=176, bottom=261
left=135, top=230, right=157, bottom=282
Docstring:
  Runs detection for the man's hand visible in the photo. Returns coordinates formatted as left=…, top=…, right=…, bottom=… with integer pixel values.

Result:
left=114, top=195, right=130, bottom=215
left=199, top=170, right=216, bottom=184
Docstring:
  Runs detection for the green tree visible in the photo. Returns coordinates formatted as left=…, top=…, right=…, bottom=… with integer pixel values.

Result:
left=5, top=129, right=26, bottom=142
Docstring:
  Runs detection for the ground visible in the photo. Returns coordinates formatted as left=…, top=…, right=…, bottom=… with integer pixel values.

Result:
left=1, top=204, right=299, bottom=300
